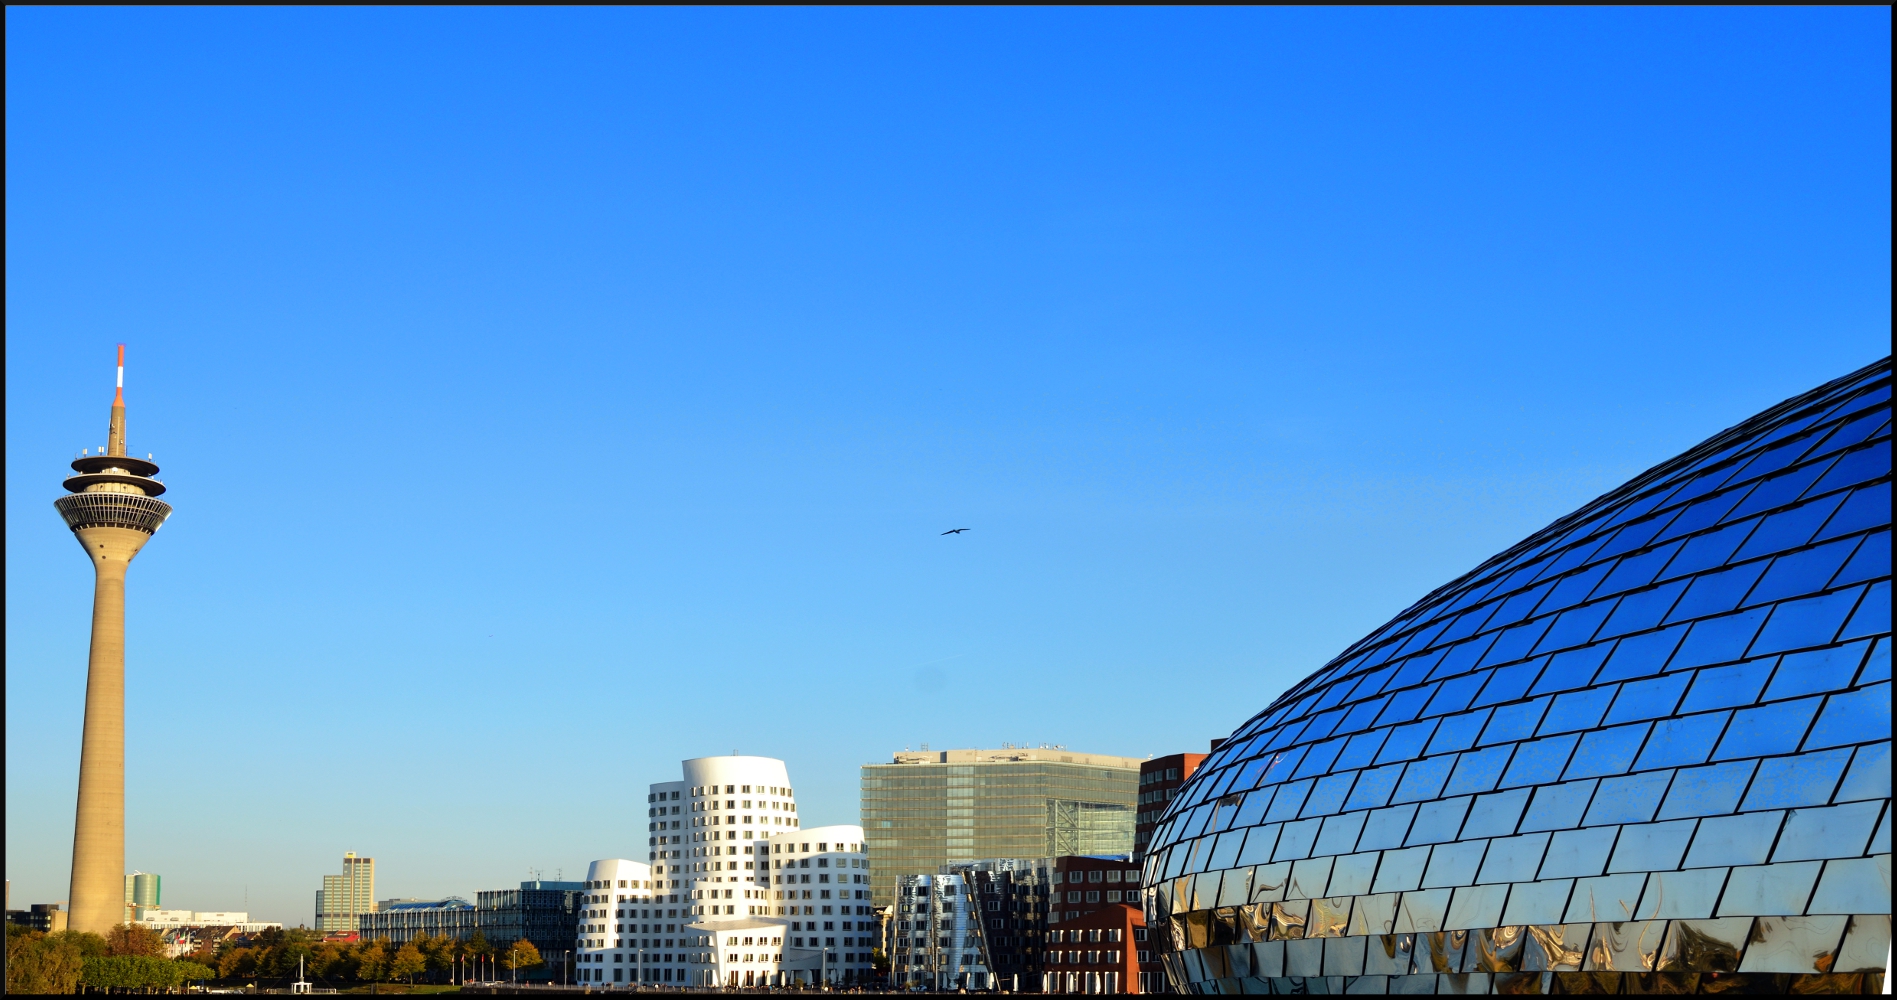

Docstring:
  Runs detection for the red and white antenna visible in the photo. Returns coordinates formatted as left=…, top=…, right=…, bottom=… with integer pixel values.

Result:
left=115, top=343, right=126, bottom=405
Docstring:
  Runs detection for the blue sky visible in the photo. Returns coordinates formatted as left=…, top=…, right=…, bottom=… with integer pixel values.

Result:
left=6, top=8, right=1888, bottom=925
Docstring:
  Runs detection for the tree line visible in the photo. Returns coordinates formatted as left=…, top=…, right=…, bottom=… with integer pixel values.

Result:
left=5, top=922, right=543, bottom=993
left=6, top=925, right=213, bottom=993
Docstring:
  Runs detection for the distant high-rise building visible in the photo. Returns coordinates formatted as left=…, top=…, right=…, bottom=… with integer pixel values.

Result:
left=315, top=852, right=376, bottom=931
left=1133, top=752, right=1208, bottom=861
left=56, top=345, right=173, bottom=934
left=125, top=870, right=161, bottom=923
left=860, top=747, right=1142, bottom=907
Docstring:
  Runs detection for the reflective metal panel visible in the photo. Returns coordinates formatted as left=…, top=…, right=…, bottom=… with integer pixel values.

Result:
left=1392, top=888, right=1450, bottom=934
left=1584, top=921, right=1663, bottom=972
left=1804, top=855, right=1892, bottom=914
left=1282, top=938, right=1323, bottom=977
left=1286, top=857, right=1333, bottom=901
left=1564, top=873, right=1646, bottom=924
left=1606, top=820, right=1695, bottom=873
left=1444, top=883, right=1509, bottom=931
left=1657, top=917, right=1750, bottom=972
left=1635, top=867, right=1726, bottom=920
left=1472, top=925, right=1525, bottom=973
left=1715, top=861, right=1825, bottom=917
left=1737, top=914, right=1848, bottom=973
left=1364, top=934, right=1413, bottom=975
left=1832, top=914, right=1891, bottom=974
left=1538, top=826, right=1616, bottom=880
left=1250, top=861, right=1290, bottom=903
left=1478, top=832, right=1551, bottom=884
left=1307, top=897, right=1350, bottom=939
left=1348, top=893, right=1400, bottom=937
left=1769, top=801, right=1884, bottom=862
left=1520, top=923, right=1589, bottom=972
left=1371, top=846, right=1430, bottom=894
left=1326, top=852, right=1380, bottom=897
left=1682, top=811, right=1782, bottom=868
left=1322, top=935, right=1367, bottom=977
left=1501, top=880, right=1574, bottom=927
left=1267, top=900, right=1307, bottom=941
left=1422, top=839, right=1486, bottom=889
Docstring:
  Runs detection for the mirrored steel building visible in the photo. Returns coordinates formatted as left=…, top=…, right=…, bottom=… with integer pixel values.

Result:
left=1145, top=358, right=1891, bottom=994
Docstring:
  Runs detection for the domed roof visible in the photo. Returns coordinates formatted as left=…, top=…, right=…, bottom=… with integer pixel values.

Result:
left=1146, top=358, right=1891, bottom=993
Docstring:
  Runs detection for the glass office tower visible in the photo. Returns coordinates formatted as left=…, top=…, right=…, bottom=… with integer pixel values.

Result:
left=863, top=748, right=1142, bottom=907
left=1145, top=358, right=1891, bottom=993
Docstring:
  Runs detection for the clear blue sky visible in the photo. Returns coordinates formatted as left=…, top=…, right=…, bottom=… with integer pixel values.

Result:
left=6, top=8, right=1888, bottom=925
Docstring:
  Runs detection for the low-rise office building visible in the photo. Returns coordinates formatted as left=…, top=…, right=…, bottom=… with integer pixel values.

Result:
left=1045, top=855, right=1161, bottom=993
left=475, top=880, right=583, bottom=981
left=357, top=899, right=475, bottom=946
left=133, top=910, right=282, bottom=934
left=5, top=903, right=68, bottom=933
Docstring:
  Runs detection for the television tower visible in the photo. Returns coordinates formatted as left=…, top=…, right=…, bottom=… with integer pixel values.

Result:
left=54, top=345, right=172, bottom=934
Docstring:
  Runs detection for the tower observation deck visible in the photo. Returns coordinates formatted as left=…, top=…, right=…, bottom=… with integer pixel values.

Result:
left=55, top=345, right=172, bottom=935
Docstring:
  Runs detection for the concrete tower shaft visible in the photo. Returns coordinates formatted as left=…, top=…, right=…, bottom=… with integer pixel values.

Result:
left=54, top=345, right=171, bottom=935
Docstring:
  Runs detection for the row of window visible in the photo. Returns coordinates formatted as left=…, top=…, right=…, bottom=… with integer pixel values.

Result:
left=1141, top=767, right=1186, bottom=788
left=1048, top=928, right=1126, bottom=943
left=1045, top=950, right=1124, bottom=965
left=679, top=784, right=791, bottom=797
left=1053, top=869, right=1138, bottom=884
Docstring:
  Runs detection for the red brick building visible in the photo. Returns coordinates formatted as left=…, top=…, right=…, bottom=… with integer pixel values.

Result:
left=1041, top=856, right=1161, bottom=993
left=1133, top=752, right=1208, bottom=862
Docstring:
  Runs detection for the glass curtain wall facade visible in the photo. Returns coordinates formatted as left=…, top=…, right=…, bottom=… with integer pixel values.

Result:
left=1146, top=358, right=1892, bottom=994
left=863, top=749, right=1142, bottom=907
left=477, top=880, right=583, bottom=982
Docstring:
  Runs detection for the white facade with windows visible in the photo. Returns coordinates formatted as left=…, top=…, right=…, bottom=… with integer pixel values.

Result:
left=768, top=824, right=876, bottom=984
left=575, top=857, right=666, bottom=985
left=571, top=754, right=876, bottom=987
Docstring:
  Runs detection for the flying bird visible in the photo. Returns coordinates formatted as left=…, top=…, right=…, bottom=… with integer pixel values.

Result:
left=942, top=528, right=971, bottom=535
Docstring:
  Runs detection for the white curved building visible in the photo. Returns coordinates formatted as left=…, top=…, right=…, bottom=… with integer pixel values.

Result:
left=575, top=857, right=660, bottom=985
left=768, top=824, right=876, bottom=985
left=669, top=755, right=799, bottom=919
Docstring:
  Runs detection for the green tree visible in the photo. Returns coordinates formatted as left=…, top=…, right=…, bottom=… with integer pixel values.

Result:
left=105, top=924, right=166, bottom=958
left=6, top=927, right=85, bottom=995
left=390, top=940, right=427, bottom=983
left=500, top=938, right=543, bottom=973
left=309, top=941, right=350, bottom=978
left=216, top=945, right=257, bottom=979
left=420, top=933, right=457, bottom=980
left=356, top=939, right=390, bottom=982
left=47, top=929, right=111, bottom=957
left=175, top=958, right=216, bottom=984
